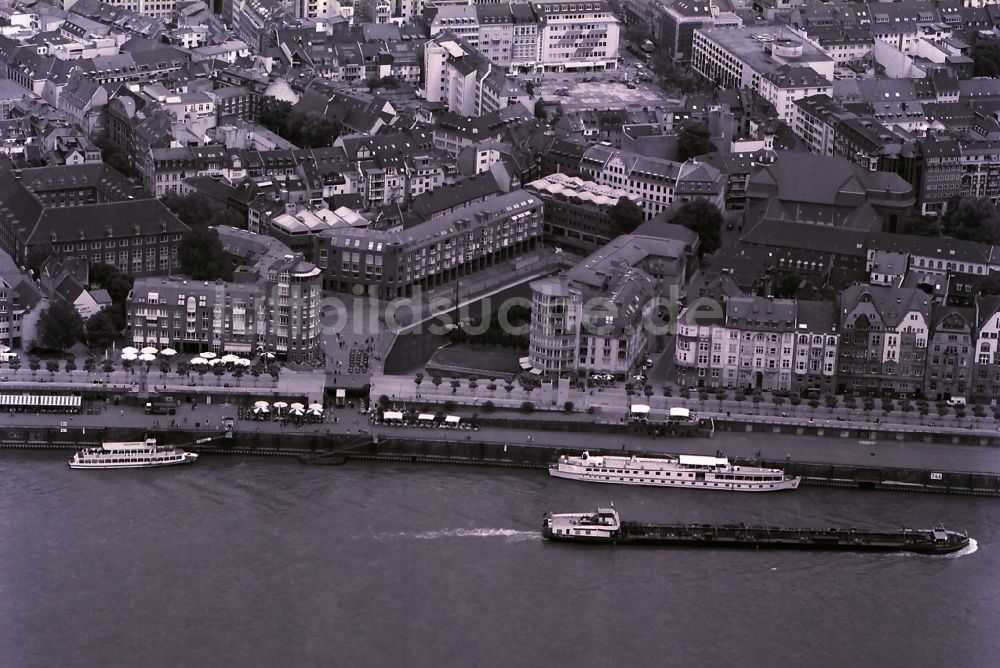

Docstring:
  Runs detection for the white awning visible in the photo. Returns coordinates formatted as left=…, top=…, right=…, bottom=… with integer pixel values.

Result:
left=630, top=404, right=650, bottom=414
left=383, top=411, right=404, bottom=421
left=669, top=407, right=691, bottom=419
left=518, top=356, right=530, bottom=364
left=0, top=394, right=82, bottom=409
left=418, top=413, right=435, bottom=421
left=678, top=454, right=728, bottom=467
left=444, top=415, right=460, bottom=424
left=335, top=389, right=346, bottom=398
left=520, top=361, right=533, bottom=370
left=529, top=368, right=543, bottom=375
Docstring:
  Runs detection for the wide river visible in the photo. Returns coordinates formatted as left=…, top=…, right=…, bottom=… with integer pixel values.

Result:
left=0, top=448, right=995, bottom=667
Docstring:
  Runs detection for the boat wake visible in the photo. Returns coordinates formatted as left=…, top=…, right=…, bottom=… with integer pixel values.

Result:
left=368, top=528, right=541, bottom=542
left=938, top=537, right=978, bottom=559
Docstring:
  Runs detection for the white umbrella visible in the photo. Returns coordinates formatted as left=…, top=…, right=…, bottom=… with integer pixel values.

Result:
left=236, top=358, right=252, bottom=366
left=252, top=405, right=268, bottom=415
left=189, top=357, right=208, bottom=365
left=121, top=352, right=138, bottom=361
left=200, top=351, right=217, bottom=359
left=289, top=402, right=305, bottom=411
left=308, top=403, right=324, bottom=411
left=121, top=346, right=139, bottom=355
left=221, top=354, right=240, bottom=364
left=272, top=401, right=289, bottom=409
left=262, top=352, right=275, bottom=359
left=160, top=348, right=177, bottom=357
left=140, top=346, right=158, bottom=355
left=289, top=407, right=305, bottom=417
left=0, top=344, right=10, bottom=353
left=138, top=353, right=156, bottom=362
left=209, top=358, right=225, bottom=366
left=254, top=400, right=270, bottom=409
left=306, top=408, right=323, bottom=417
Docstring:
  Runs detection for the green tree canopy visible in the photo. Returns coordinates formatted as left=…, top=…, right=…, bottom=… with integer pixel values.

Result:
left=162, top=192, right=218, bottom=227
left=37, top=301, right=84, bottom=351
left=901, top=212, right=941, bottom=237
left=676, top=123, right=716, bottom=162
left=259, top=97, right=342, bottom=148
left=942, top=197, right=1000, bottom=244
left=179, top=226, right=233, bottom=281
left=972, top=39, right=1000, bottom=77
left=85, top=311, right=118, bottom=349
left=672, top=199, right=723, bottom=258
left=608, top=196, right=645, bottom=238
left=25, top=242, right=52, bottom=277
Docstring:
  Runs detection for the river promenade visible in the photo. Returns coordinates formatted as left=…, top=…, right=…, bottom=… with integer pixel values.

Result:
left=5, top=395, right=1000, bottom=474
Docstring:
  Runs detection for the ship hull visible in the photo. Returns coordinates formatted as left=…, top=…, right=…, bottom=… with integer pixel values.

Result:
left=548, top=467, right=800, bottom=492
left=542, top=525, right=968, bottom=555
left=69, top=453, right=198, bottom=469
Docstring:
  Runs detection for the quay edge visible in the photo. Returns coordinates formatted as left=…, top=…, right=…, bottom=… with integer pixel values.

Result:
left=3, top=425, right=1000, bottom=497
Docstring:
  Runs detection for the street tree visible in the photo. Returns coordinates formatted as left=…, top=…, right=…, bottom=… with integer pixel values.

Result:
left=37, top=301, right=83, bottom=351
left=179, top=225, right=233, bottom=281
left=85, top=311, right=119, bottom=349
left=671, top=199, right=723, bottom=258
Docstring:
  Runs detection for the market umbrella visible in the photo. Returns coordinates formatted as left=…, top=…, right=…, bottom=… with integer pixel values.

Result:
left=138, top=353, right=156, bottom=362
left=262, top=352, right=276, bottom=360
left=306, top=408, right=323, bottom=418
left=272, top=401, right=289, bottom=410
left=140, top=346, right=158, bottom=355
left=209, top=358, right=225, bottom=366
left=200, top=351, right=217, bottom=359
left=289, top=407, right=305, bottom=418
left=0, top=344, right=10, bottom=353
left=189, top=357, right=208, bottom=365
left=121, top=346, right=139, bottom=355
left=254, top=400, right=270, bottom=408
left=160, top=348, right=177, bottom=357
left=252, top=405, right=268, bottom=416
left=236, top=358, right=252, bottom=366
left=308, top=403, right=324, bottom=412
left=289, top=402, right=305, bottom=411
left=121, top=352, right=138, bottom=361
left=221, top=354, right=240, bottom=364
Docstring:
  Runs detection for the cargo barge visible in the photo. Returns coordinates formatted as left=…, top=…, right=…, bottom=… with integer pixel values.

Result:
left=542, top=508, right=969, bottom=555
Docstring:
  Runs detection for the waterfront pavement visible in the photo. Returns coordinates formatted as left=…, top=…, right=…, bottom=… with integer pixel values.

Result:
left=6, top=400, right=1000, bottom=474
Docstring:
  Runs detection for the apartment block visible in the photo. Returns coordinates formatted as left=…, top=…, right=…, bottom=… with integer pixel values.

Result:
left=321, top=190, right=544, bottom=298
left=128, top=227, right=322, bottom=362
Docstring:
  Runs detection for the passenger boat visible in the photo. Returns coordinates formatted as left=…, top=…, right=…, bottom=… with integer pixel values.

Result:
left=542, top=508, right=970, bottom=555
left=69, top=438, right=198, bottom=469
left=549, top=451, right=800, bottom=491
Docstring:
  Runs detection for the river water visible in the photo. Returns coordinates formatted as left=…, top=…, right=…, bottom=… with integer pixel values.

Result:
left=0, top=450, right=995, bottom=667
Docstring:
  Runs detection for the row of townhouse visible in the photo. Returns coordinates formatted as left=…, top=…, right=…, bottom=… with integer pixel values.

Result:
left=578, top=144, right=726, bottom=219
left=675, top=285, right=1000, bottom=401
left=428, top=1, right=621, bottom=73
left=675, top=296, right=840, bottom=396
left=145, top=131, right=452, bottom=207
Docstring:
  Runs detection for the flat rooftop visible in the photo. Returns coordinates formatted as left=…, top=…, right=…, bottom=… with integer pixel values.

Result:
left=696, top=25, right=833, bottom=76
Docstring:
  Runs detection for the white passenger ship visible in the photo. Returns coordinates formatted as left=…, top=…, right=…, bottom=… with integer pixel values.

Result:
left=549, top=451, right=800, bottom=492
left=69, top=438, right=198, bottom=469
